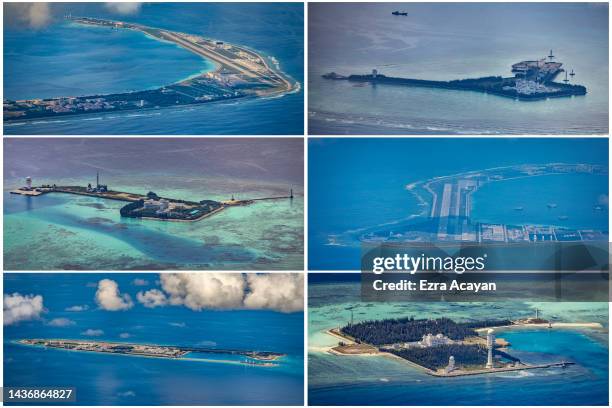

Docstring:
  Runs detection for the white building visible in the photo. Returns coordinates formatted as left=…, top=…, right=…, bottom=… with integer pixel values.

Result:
left=486, top=329, right=495, bottom=368
left=155, top=199, right=170, bottom=215
left=445, top=355, right=456, bottom=373
left=143, top=199, right=162, bottom=209
left=419, top=333, right=453, bottom=348
left=503, top=79, right=558, bottom=96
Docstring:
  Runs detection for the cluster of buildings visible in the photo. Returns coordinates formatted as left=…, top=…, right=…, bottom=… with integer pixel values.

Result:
left=86, top=172, right=108, bottom=193
left=511, top=58, right=563, bottom=82
left=200, top=72, right=241, bottom=93
left=4, top=96, right=128, bottom=119
left=503, top=79, right=559, bottom=96
left=422, top=164, right=605, bottom=243
left=142, top=193, right=173, bottom=215
left=507, top=51, right=568, bottom=95
left=388, top=333, right=455, bottom=350
left=419, top=333, right=454, bottom=348
left=479, top=223, right=605, bottom=243
left=137, top=191, right=199, bottom=217
left=214, top=40, right=233, bottom=50
left=50, top=97, right=116, bottom=113
left=21, top=339, right=186, bottom=359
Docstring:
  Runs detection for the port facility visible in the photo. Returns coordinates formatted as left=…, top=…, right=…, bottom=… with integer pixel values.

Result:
left=10, top=173, right=294, bottom=223
left=360, top=163, right=607, bottom=244
left=324, top=313, right=597, bottom=377
left=19, top=339, right=284, bottom=367
left=323, top=51, right=586, bottom=101
left=4, top=16, right=300, bottom=122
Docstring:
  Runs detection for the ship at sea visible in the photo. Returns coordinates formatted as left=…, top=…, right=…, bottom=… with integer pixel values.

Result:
left=308, top=2, right=608, bottom=135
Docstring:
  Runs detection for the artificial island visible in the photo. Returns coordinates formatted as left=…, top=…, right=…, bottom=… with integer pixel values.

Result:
left=18, top=339, right=284, bottom=367
left=337, top=163, right=607, bottom=245
left=10, top=173, right=293, bottom=222
left=325, top=310, right=603, bottom=377
left=323, top=50, right=586, bottom=100
left=4, top=16, right=300, bottom=122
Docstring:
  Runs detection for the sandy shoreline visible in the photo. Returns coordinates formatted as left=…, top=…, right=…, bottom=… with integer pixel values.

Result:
left=316, top=321, right=605, bottom=377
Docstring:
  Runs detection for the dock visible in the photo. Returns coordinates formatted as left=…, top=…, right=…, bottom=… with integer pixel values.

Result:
left=10, top=181, right=294, bottom=223
left=431, top=361, right=575, bottom=377
left=18, top=339, right=284, bottom=365
left=324, top=320, right=587, bottom=378
left=4, top=16, right=298, bottom=122
left=323, top=53, right=586, bottom=101
left=361, top=163, right=608, bottom=244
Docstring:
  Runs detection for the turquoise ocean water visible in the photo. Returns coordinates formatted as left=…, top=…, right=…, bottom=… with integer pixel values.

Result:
left=308, top=275, right=609, bottom=406
left=4, top=139, right=304, bottom=270
left=4, top=274, right=304, bottom=405
left=4, top=2, right=303, bottom=135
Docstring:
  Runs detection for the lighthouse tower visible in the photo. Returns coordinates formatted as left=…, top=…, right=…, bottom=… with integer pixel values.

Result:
left=25, top=176, right=32, bottom=190
left=486, top=329, right=495, bottom=368
left=445, top=355, right=456, bottom=373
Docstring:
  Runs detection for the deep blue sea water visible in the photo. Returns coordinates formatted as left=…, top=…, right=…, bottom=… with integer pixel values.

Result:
left=308, top=138, right=609, bottom=270
left=4, top=2, right=304, bottom=135
left=4, top=274, right=304, bottom=405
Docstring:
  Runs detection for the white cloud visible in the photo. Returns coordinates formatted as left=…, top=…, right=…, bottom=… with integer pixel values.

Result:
left=119, top=332, right=132, bottom=339
left=46, top=317, right=76, bottom=327
left=4, top=293, right=44, bottom=325
left=4, top=3, right=52, bottom=29
left=160, top=273, right=246, bottom=310
left=156, top=273, right=304, bottom=313
left=244, top=273, right=304, bottom=313
left=136, top=289, right=167, bottom=308
left=82, top=329, right=104, bottom=336
left=95, top=279, right=133, bottom=311
left=104, top=3, right=142, bottom=15
left=65, top=305, right=89, bottom=312
left=132, top=278, right=149, bottom=286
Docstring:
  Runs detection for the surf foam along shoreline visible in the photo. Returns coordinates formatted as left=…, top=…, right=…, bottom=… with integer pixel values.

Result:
left=4, top=16, right=300, bottom=123
left=322, top=53, right=586, bottom=102
left=328, top=163, right=607, bottom=246
left=18, top=339, right=284, bottom=367
left=321, top=314, right=603, bottom=377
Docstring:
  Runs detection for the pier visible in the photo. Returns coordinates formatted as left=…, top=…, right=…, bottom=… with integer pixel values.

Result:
left=361, top=163, right=608, bottom=243
left=10, top=176, right=294, bottom=223
left=19, top=339, right=284, bottom=365
left=322, top=53, right=587, bottom=101
left=430, top=361, right=575, bottom=377
left=4, top=17, right=299, bottom=122
left=325, top=315, right=587, bottom=378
